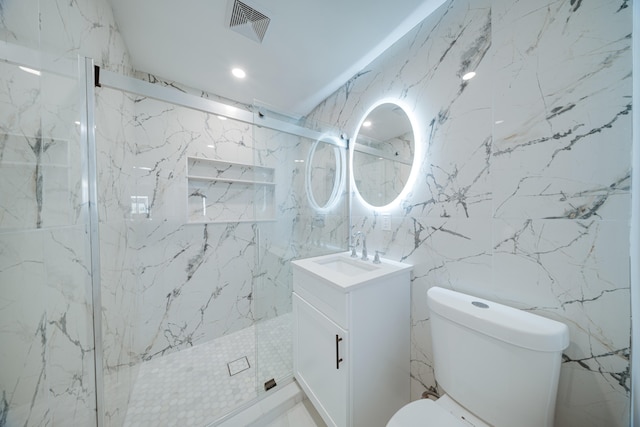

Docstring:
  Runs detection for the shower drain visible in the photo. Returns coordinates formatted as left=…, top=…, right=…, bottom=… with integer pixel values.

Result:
left=227, top=356, right=251, bottom=376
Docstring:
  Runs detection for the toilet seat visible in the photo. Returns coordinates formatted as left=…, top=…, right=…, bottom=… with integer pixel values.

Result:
left=386, top=399, right=471, bottom=427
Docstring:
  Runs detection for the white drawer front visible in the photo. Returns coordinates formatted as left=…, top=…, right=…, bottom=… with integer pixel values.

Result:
left=293, top=265, right=348, bottom=328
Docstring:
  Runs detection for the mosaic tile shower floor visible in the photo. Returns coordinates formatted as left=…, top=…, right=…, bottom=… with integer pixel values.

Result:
left=123, top=314, right=292, bottom=427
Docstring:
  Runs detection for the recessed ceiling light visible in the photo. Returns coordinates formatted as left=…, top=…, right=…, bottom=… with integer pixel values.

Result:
left=362, top=120, right=372, bottom=127
left=232, top=68, right=246, bottom=79
left=462, top=71, right=476, bottom=81
left=19, top=66, right=41, bottom=76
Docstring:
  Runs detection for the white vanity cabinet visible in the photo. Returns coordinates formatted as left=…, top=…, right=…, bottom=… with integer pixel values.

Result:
left=292, top=252, right=411, bottom=427
left=293, top=294, right=349, bottom=426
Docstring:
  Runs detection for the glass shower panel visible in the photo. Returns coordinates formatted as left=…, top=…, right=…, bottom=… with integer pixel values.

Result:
left=252, top=118, right=349, bottom=393
left=96, top=86, right=266, bottom=425
left=0, top=57, right=97, bottom=426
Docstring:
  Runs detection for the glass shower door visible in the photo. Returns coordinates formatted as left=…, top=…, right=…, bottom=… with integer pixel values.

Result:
left=0, top=53, right=97, bottom=426
left=251, top=121, right=294, bottom=393
left=252, top=114, right=349, bottom=395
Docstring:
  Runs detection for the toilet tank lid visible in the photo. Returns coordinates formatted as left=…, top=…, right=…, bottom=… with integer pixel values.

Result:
left=427, top=287, right=569, bottom=352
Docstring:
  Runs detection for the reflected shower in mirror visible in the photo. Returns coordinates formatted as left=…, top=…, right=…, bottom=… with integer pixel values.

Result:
left=352, top=101, right=415, bottom=208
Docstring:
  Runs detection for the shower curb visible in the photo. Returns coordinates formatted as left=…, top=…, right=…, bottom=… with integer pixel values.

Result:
left=211, top=379, right=304, bottom=427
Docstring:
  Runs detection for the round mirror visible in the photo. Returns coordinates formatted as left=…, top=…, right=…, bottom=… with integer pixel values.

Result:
left=352, top=101, right=416, bottom=208
left=306, top=135, right=345, bottom=211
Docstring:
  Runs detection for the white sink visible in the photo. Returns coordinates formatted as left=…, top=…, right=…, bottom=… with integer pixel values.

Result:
left=314, top=256, right=379, bottom=276
left=292, top=251, right=412, bottom=290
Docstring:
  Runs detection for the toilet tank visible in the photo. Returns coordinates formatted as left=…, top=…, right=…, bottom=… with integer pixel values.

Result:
left=427, top=287, right=569, bottom=427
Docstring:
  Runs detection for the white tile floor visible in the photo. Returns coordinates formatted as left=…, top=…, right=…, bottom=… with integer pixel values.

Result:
left=265, top=400, right=326, bottom=427
left=123, top=314, right=292, bottom=426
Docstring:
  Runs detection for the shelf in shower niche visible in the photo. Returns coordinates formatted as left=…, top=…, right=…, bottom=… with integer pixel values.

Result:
left=186, top=156, right=276, bottom=224
left=0, top=133, right=71, bottom=169
left=186, top=175, right=275, bottom=186
left=187, top=156, right=274, bottom=182
left=186, top=218, right=277, bottom=225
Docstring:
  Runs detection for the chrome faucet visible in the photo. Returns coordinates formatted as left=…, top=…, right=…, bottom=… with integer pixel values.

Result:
left=351, top=231, right=369, bottom=261
left=350, top=242, right=358, bottom=257
left=352, top=231, right=368, bottom=261
left=361, top=234, right=368, bottom=261
left=351, top=231, right=361, bottom=258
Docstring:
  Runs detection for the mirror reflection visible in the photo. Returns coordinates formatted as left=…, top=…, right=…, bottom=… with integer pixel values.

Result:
left=352, top=102, right=414, bottom=207
left=306, top=136, right=345, bottom=211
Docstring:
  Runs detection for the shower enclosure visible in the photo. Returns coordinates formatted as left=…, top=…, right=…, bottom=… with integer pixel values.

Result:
left=0, top=45, right=348, bottom=427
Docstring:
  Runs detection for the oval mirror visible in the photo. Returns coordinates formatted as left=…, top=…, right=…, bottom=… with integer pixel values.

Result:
left=352, top=101, right=415, bottom=208
left=306, top=135, right=345, bottom=211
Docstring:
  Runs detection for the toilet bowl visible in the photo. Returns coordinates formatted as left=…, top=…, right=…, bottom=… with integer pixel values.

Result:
left=386, top=287, right=569, bottom=427
left=387, top=395, right=488, bottom=427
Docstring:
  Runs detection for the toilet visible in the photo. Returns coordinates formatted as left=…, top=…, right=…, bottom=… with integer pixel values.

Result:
left=387, top=287, right=569, bottom=427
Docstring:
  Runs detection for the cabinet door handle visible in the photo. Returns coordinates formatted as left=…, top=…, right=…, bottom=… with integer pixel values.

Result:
left=336, top=334, right=343, bottom=369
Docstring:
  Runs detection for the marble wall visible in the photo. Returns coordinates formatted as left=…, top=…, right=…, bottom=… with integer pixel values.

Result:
left=306, top=0, right=632, bottom=425
left=0, top=0, right=131, bottom=425
left=0, top=59, right=97, bottom=427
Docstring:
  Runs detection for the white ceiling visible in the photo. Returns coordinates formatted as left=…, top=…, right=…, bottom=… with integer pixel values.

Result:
left=107, top=0, right=446, bottom=118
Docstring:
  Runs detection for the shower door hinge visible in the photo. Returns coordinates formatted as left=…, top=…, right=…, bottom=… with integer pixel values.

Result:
left=264, top=378, right=277, bottom=391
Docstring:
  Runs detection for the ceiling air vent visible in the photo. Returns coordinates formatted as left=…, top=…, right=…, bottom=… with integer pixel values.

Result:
left=228, top=0, right=271, bottom=43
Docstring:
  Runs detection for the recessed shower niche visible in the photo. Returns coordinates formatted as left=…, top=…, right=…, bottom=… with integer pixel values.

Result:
left=186, top=156, right=276, bottom=223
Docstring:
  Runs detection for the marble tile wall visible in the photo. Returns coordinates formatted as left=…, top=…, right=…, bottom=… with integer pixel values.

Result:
left=306, top=0, right=632, bottom=425
left=0, top=37, right=96, bottom=427
left=1, top=0, right=134, bottom=425
left=93, top=85, right=139, bottom=425
left=0, top=0, right=131, bottom=75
